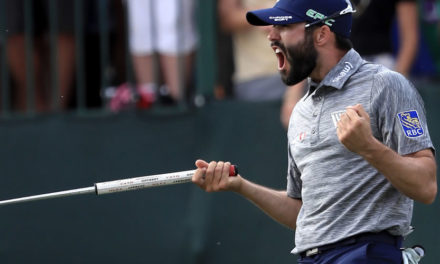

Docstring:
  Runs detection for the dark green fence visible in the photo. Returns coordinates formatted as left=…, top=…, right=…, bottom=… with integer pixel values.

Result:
left=0, top=99, right=438, bottom=263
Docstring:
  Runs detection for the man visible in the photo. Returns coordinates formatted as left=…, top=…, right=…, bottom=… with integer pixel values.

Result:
left=6, top=0, right=75, bottom=112
left=192, top=0, right=437, bottom=263
left=217, top=0, right=306, bottom=126
left=217, top=0, right=288, bottom=101
left=280, top=0, right=420, bottom=130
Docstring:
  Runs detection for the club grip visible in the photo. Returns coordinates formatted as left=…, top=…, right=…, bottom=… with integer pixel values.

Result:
left=229, top=165, right=238, bottom=176
left=95, top=164, right=239, bottom=196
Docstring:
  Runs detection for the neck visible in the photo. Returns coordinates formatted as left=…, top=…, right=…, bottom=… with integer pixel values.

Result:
left=310, top=48, right=349, bottom=82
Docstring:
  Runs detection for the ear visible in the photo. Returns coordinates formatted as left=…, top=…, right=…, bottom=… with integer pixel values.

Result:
left=314, top=25, right=332, bottom=46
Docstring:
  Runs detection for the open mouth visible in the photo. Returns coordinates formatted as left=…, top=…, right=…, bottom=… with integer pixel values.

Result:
left=273, top=46, right=286, bottom=71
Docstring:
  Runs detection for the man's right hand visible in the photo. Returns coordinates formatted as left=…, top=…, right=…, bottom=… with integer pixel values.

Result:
left=192, top=160, right=243, bottom=193
left=193, top=159, right=301, bottom=229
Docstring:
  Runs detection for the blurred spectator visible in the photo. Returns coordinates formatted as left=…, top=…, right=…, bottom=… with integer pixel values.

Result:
left=280, top=81, right=306, bottom=129
left=214, top=18, right=235, bottom=100
left=125, top=0, right=198, bottom=106
left=350, top=0, right=419, bottom=77
left=6, top=0, right=75, bottom=112
left=218, top=0, right=293, bottom=101
left=82, top=0, right=128, bottom=109
left=409, top=0, right=440, bottom=77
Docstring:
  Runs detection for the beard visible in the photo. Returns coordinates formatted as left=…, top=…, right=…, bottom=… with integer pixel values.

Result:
left=278, top=31, right=317, bottom=86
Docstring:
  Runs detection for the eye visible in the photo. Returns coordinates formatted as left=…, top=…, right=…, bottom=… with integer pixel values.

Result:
left=273, top=25, right=288, bottom=31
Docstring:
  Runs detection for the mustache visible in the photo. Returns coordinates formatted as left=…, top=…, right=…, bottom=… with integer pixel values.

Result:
left=270, top=41, right=287, bottom=54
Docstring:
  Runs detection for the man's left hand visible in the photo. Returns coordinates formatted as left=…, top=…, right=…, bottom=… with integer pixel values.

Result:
left=336, top=104, right=375, bottom=155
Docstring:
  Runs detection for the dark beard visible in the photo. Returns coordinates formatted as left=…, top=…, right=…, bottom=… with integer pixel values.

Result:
left=279, top=31, right=317, bottom=86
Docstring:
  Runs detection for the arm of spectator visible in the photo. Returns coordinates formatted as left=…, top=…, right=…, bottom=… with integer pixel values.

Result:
left=395, top=1, right=419, bottom=76
left=218, top=0, right=271, bottom=33
left=218, top=0, right=251, bottom=32
left=281, top=80, right=306, bottom=130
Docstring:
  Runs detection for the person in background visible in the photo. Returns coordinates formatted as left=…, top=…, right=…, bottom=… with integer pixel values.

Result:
left=350, top=0, right=419, bottom=77
left=125, top=0, right=198, bottom=106
left=6, top=0, right=75, bottom=112
left=218, top=0, right=305, bottom=129
left=218, top=0, right=304, bottom=102
left=280, top=80, right=306, bottom=129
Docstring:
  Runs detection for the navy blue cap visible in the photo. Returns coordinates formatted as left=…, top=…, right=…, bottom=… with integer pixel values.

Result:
left=246, top=0, right=354, bottom=38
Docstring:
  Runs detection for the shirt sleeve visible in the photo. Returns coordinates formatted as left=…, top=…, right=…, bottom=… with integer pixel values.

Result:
left=371, top=70, right=435, bottom=156
left=287, top=142, right=302, bottom=199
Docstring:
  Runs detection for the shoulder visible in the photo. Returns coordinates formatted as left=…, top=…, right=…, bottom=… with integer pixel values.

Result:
left=372, top=67, right=415, bottom=94
left=370, top=68, right=424, bottom=110
left=345, top=61, right=383, bottom=92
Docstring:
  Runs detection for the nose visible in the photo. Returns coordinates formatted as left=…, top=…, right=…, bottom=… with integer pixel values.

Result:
left=267, top=26, right=281, bottom=42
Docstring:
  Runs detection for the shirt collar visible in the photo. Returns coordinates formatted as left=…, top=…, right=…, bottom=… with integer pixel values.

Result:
left=320, top=49, right=364, bottom=90
left=304, top=49, right=364, bottom=98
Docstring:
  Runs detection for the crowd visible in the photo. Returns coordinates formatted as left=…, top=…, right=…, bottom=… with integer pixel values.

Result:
left=0, top=0, right=438, bottom=115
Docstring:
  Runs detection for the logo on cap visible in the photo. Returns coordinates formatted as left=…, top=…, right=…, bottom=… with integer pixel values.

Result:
left=269, top=16, right=293, bottom=22
left=306, top=9, right=336, bottom=26
left=397, top=110, right=424, bottom=138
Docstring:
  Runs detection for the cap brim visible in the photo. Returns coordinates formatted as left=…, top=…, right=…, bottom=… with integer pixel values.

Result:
left=246, top=7, right=303, bottom=26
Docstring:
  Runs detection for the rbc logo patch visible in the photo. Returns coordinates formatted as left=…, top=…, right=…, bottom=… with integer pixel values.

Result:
left=397, top=110, right=424, bottom=138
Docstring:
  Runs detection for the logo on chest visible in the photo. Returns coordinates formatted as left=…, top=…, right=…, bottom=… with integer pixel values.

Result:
left=296, top=132, right=307, bottom=142
left=331, top=110, right=345, bottom=128
left=397, top=110, right=424, bottom=138
left=332, top=62, right=353, bottom=83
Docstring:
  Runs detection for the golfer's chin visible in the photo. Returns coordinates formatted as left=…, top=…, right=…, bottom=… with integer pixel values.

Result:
left=279, top=69, right=289, bottom=85
left=279, top=69, right=300, bottom=86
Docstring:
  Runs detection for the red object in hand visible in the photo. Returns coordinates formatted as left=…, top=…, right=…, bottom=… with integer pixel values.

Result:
left=229, top=165, right=238, bottom=176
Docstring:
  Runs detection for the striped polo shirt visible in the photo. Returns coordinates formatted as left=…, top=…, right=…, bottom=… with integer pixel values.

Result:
left=287, top=49, right=434, bottom=254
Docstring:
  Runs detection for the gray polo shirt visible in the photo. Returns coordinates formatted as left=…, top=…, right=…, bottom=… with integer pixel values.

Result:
left=287, top=49, right=434, bottom=254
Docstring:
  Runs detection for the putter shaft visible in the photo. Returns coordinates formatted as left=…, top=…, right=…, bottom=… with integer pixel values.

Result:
left=0, top=165, right=238, bottom=207
left=0, top=187, right=95, bottom=206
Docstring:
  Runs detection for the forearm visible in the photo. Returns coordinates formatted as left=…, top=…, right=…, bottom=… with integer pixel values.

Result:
left=360, top=138, right=437, bottom=204
left=395, top=37, right=418, bottom=76
left=235, top=178, right=301, bottom=229
left=395, top=2, right=419, bottom=76
left=218, top=0, right=251, bottom=32
left=193, top=160, right=301, bottom=229
left=281, top=81, right=306, bottom=129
